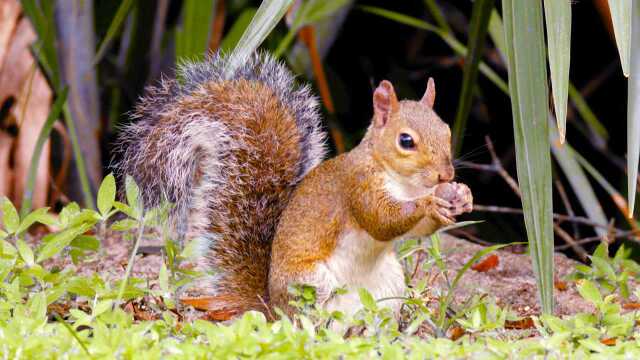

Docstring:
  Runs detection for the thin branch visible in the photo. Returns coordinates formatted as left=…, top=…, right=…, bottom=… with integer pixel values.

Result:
left=474, top=204, right=615, bottom=230
left=555, top=179, right=580, bottom=239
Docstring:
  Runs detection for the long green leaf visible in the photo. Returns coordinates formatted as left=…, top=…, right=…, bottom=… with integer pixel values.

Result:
left=628, top=1, right=640, bottom=216
left=502, top=0, right=554, bottom=314
left=175, top=0, right=217, bottom=61
left=225, top=0, right=294, bottom=77
left=549, top=119, right=608, bottom=238
left=608, top=0, right=632, bottom=76
left=93, top=0, right=136, bottom=65
left=423, top=0, right=452, bottom=34
left=359, top=6, right=508, bottom=94
left=21, top=0, right=61, bottom=89
left=487, top=10, right=506, bottom=63
left=567, top=84, right=609, bottom=142
left=488, top=9, right=610, bottom=146
left=20, top=88, right=69, bottom=217
left=274, top=0, right=351, bottom=58
left=220, top=8, right=258, bottom=54
left=452, top=0, right=494, bottom=157
left=544, top=0, right=571, bottom=143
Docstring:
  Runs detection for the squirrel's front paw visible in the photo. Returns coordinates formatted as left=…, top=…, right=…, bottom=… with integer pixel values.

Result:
left=434, top=182, right=473, bottom=218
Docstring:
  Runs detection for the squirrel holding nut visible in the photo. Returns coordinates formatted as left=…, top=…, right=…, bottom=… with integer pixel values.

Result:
left=117, top=53, right=472, bottom=319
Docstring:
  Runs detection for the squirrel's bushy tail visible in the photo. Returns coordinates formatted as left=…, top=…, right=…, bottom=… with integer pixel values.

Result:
left=116, top=52, right=326, bottom=315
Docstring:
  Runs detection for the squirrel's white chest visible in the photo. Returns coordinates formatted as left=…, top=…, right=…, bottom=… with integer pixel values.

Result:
left=311, top=229, right=405, bottom=316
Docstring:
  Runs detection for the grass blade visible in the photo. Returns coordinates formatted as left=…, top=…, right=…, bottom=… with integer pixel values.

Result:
left=572, top=147, right=640, bottom=231
left=502, top=0, right=554, bottom=314
left=224, top=0, right=294, bottom=77
left=567, top=84, right=609, bottom=142
left=92, top=0, right=135, bottom=65
left=175, top=0, right=217, bottom=61
left=487, top=10, right=506, bottom=63
left=452, top=0, right=494, bottom=157
left=628, top=1, right=640, bottom=216
left=423, top=0, right=452, bottom=34
left=359, top=6, right=508, bottom=94
left=220, top=8, right=258, bottom=54
left=549, top=120, right=608, bottom=238
left=488, top=10, right=610, bottom=146
left=544, top=0, right=571, bottom=143
left=21, top=0, right=61, bottom=88
left=608, top=0, right=632, bottom=76
left=20, top=88, right=69, bottom=217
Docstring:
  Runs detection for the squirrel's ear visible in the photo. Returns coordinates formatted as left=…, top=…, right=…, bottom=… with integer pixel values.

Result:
left=373, top=80, right=398, bottom=127
left=421, top=77, right=436, bottom=108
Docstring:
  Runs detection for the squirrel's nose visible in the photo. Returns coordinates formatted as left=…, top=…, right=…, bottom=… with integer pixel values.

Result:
left=438, top=166, right=455, bottom=183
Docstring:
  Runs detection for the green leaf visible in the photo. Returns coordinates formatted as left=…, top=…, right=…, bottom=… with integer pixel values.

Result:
left=358, top=6, right=508, bottom=94
left=93, top=0, right=135, bottom=65
left=28, top=291, right=47, bottom=319
left=224, top=0, right=294, bottom=77
left=297, top=0, right=351, bottom=27
left=358, top=288, right=377, bottom=311
left=452, top=0, right=494, bottom=156
left=21, top=0, right=61, bottom=88
left=549, top=124, right=608, bottom=239
left=17, top=208, right=52, bottom=235
left=125, top=176, right=142, bottom=219
left=111, top=219, right=139, bottom=232
left=568, top=84, right=609, bottom=142
left=1, top=197, right=19, bottom=234
left=16, top=239, right=35, bottom=266
left=502, top=0, right=555, bottom=314
left=543, top=0, right=571, bottom=143
left=70, top=235, right=100, bottom=252
left=577, top=280, right=603, bottom=305
left=593, top=242, right=608, bottom=259
left=113, top=201, right=134, bottom=218
left=627, top=0, right=640, bottom=216
left=608, top=0, right=632, bottom=76
left=487, top=10, right=506, bottom=62
left=36, top=224, right=91, bottom=263
left=590, top=257, right=617, bottom=282
left=97, top=173, right=117, bottom=217
left=175, top=0, right=217, bottom=61
left=159, top=263, right=169, bottom=294
left=220, top=8, right=258, bottom=54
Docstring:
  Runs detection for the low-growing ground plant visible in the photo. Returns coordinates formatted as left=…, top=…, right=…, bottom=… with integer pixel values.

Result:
left=2, top=176, right=640, bottom=358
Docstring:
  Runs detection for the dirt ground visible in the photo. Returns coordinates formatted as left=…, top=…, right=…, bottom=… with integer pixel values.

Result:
left=54, top=231, right=604, bottom=320
left=433, top=234, right=596, bottom=317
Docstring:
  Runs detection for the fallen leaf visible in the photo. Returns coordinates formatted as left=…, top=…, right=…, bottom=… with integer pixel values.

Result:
left=202, top=308, right=239, bottom=322
left=600, top=337, right=616, bottom=346
left=47, top=302, right=71, bottom=317
left=505, top=317, right=535, bottom=330
left=623, top=302, right=640, bottom=310
left=0, top=7, right=53, bottom=208
left=0, top=130, right=12, bottom=199
left=554, top=280, right=568, bottom=291
left=472, top=254, right=499, bottom=272
left=448, top=326, right=466, bottom=340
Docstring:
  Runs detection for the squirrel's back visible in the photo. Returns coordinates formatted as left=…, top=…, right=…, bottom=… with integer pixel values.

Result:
left=116, top=53, right=326, bottom=314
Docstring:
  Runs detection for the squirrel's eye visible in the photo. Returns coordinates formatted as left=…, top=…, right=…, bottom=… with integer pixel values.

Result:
left=398, top=133, right=415, bottom=150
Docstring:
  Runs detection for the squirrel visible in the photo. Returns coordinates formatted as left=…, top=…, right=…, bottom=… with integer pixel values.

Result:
left=116, top=52, right=472, bottom=320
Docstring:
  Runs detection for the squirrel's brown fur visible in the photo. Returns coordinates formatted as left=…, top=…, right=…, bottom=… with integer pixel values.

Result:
left=117, top=53, right=472, bottom=320
left=116, top=53, right=326, bottom=315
